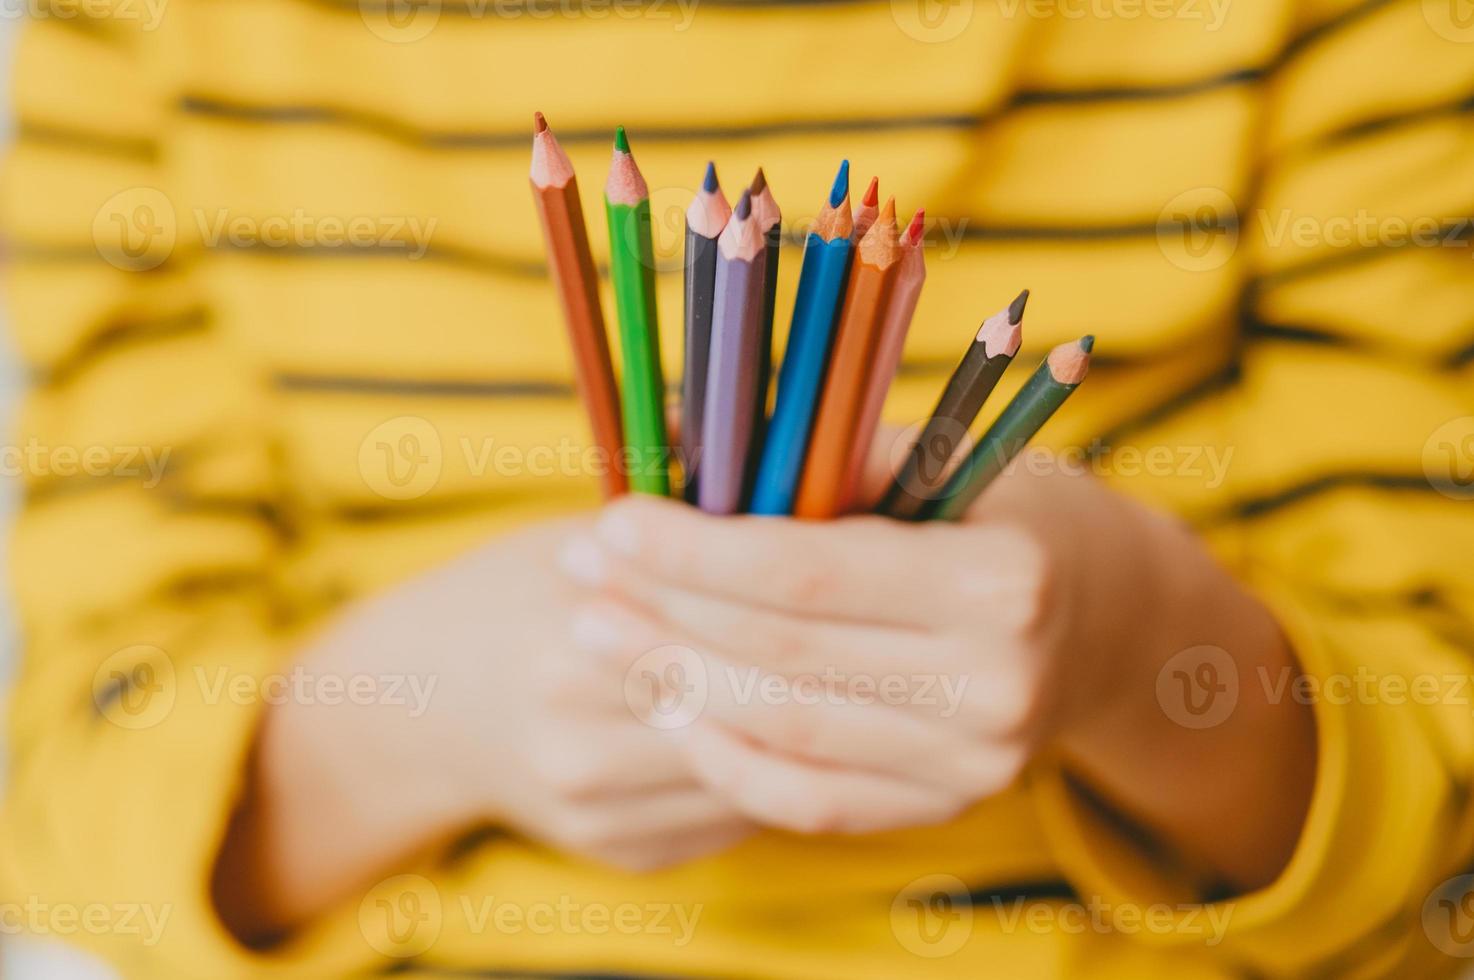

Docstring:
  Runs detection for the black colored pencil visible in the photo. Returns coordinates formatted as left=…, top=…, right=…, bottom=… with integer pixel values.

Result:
left=681, top=162, right=730, bottom=501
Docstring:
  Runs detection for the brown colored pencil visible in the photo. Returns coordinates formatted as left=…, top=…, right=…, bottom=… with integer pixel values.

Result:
left=530, top=112, right=625, bottom=497
left=836, top=206, right=927, bottom=513
left=793, top=196, right=902, bottom=519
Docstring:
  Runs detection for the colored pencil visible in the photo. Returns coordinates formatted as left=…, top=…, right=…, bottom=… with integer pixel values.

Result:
left=836, top=206, right=927, bottom=513
left=929, top=336, right=1093, bottom=521
left=604, top=126, right=669, bottom=496
left=698, top=190, right=767, bottom=515
left=852, top=177, right=879, bottom=243
left=748, top=169, right=782, bottom=423
left=681, top=162, right=731, bottom=502
left=749, top=160, right=855, bottom=515
left=793, top=197, right=902, bottom=519
left=529, top=112, right=626, bottom=498
left=880, top=288, right=1028, bottom=521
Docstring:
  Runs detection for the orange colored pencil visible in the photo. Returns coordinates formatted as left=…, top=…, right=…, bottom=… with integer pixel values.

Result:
left=852, top=177, right=879, bottom=243
left=836, top=206, right=926, bottom=513
left=529, top=112, right=626, bottom=497
left=793, top=196, right=901, bottom=519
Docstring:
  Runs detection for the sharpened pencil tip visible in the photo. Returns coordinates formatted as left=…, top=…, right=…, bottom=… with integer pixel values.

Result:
left=1080, top=335, right=1095, bottom=352
left=533, top=111, right=548, bottom=134
left=751, top=167, right=766, bottom=195
left=862, top=177, right=879, bottom=208
left=1009, top=289, right=1030, bottom=325
left=904, top=208, right=925, bottom=245
left=829, top=160, right=850, bottom=208
left=878, top=196, right=896, bottom=226
left=735, top=189, right=753, bottom=220
left=613, top=126, right=629, bottom=153
left=702, top=161, right=719, bottom=193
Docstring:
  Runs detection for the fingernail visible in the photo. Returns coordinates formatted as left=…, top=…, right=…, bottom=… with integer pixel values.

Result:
left=558, top=536, right=607, bottom=587
left=597, top=509, right=641, bottom=557
left=571, top=604, right=625, bottom=652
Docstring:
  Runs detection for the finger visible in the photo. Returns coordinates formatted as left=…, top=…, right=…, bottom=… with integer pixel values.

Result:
left=588, top=819, right=753, bottom=872
left=552, top=786, right=748, bottom=855
left=569, top=598, right=999, bottom=791
left=573, top=495, right=989, bottom=627
left=681, top=724, right=965, bottom=835
left=540, top=723, right=696, bottom=799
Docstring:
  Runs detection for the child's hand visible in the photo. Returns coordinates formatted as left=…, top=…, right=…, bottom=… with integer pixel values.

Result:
left=217, top=517, right=750, bottom=940
left=560, top=461, right=1315, bottom=892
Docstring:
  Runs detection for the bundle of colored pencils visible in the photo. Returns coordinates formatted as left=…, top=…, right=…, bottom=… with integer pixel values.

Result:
left=530, top=114, right=1094, bottom=522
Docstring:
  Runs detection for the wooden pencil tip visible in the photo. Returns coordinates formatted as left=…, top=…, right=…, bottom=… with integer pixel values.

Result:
left=735, top=188, right=753, bottom=220
left=904, top=208, right=925, bottom=244
left=878, top=195, right=896, bottom=225
left=533, top=111, right=548, bottom=134
left=862, top=177, right=879, bottom=208
left=829, top=160, right=850, bottom=208
left=1009, top=289, right=1030, bottom=325
left=613, top=126, right=630, bottom=153
left=703, top=161, right=719, bottom=193
left=1080, top=335, right=1095, bottom=352
left=751, top=167, right=766, bottom=195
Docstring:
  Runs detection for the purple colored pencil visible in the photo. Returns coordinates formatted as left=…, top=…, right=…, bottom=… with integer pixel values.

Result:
left=698, top=190, right=767, bottom=514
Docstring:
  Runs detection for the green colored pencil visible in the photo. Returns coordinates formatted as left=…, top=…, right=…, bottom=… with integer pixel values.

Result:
left=929, top=336, right=1093, bottom=521
left=605, top=126, right=669, bottom=495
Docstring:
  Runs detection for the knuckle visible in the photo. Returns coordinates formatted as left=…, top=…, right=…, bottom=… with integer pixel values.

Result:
left=791, top=796, right=848, bottom=836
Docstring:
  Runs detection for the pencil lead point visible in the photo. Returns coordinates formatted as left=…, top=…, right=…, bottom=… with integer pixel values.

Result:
left=862, top=177, right=879, bottom=208
left=735, top=188, right=753, bottom=220
left=613, top=126, right=630, bottom=153
left=751, top=167, right=766, bottom=195
left=1008, top=289, right=1030, bottom=325
left=1079, top=335, right=1095, bottom=352
left=904, top=208, right=925, bottom=244
left=702, top=161, right=719, bottom=193
left=880, top=196, right=896, bottom=221
left=533, top=111, right=548, bottom=134
left=829, top=160, right=850, bottom=208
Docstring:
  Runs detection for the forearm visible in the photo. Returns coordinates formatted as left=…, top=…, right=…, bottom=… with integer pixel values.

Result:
left=1052, top=487, right=1316, bottom=892
left=213, top=670, right=475, bottom=943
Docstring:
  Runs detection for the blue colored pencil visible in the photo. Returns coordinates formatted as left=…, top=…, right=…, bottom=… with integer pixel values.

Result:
left=749, top=161, right=855, bottom=515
